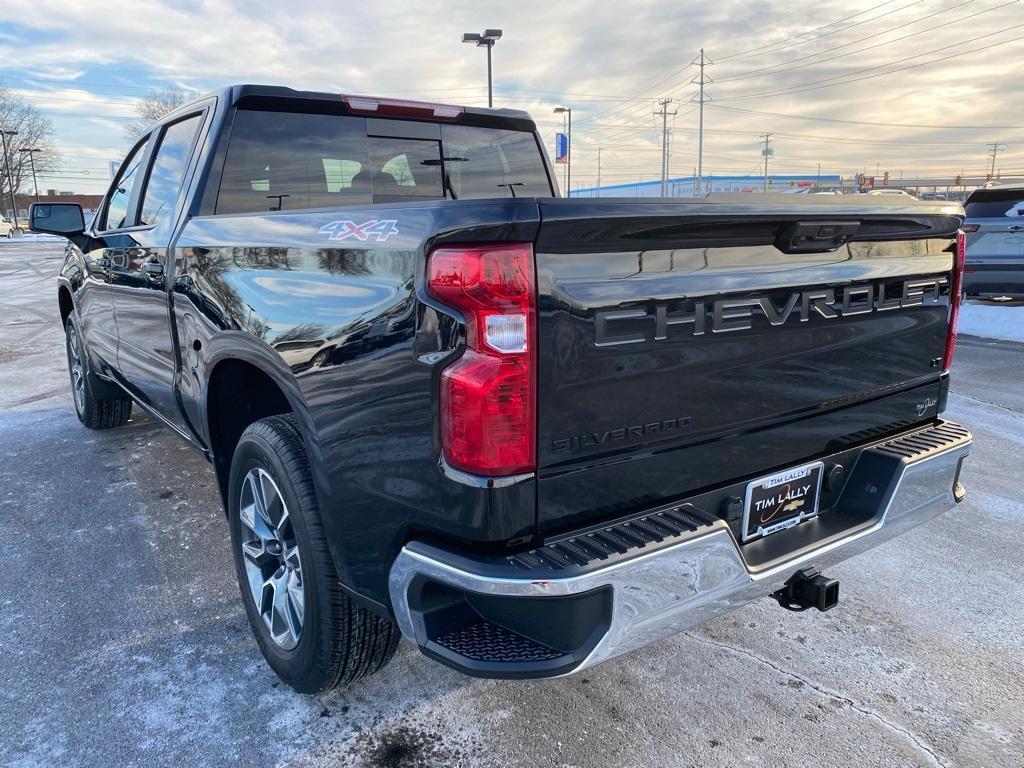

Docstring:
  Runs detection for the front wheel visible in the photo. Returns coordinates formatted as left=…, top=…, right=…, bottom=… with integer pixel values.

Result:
left=65, top=316, right=133, bottom=429
left=228, top=415, right=400, bottom=693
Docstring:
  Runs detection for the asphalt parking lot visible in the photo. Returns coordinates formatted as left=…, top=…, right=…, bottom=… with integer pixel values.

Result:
left=1, top=240, right=1022, bottom=768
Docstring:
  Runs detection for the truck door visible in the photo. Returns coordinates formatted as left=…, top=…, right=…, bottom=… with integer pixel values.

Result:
left=110, top=112, right=205, bottom=436
left=81, top=135, right=153, bottom=378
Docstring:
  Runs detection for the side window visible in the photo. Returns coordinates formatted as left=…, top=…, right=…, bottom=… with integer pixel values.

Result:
left=101, top=137, right=150, bottom=231
left=139, top=114, right=203, bottom=228
left=216, top=111, right=371, bottom=214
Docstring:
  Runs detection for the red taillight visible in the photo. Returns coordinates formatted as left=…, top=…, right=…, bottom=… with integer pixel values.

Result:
left=427, top=243, right=536, bottom=476
left=943, top=230, right=967, bottom=372
left=341, top=94, right=463, bottom=120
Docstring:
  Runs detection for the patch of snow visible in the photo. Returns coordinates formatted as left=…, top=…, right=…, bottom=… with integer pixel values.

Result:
left=958, top=301, right=1024, bottom=343
left=0, top=233, right=63, bottom=243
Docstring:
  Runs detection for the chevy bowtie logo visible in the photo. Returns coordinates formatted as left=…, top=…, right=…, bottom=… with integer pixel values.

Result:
left=594, top=277, right=949, bottom=346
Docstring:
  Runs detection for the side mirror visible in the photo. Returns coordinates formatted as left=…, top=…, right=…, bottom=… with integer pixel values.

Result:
left=29, top=203, right=85, bottom=237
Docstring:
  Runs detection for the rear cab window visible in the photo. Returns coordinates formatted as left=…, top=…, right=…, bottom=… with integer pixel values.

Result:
left=214, top=108, right=552, bottom=215
left=965, top=189, right=1024, bottom=219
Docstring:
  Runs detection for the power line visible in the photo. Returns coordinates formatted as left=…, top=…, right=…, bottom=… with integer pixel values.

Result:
left=579, top=3, right=910, bottom=130
left=705, top=104, right=1022, bottom=131
left=716, top=0, right=1012, bottom=83
left=573, top=0, right=928, bottom=137
left=718, top=23, right=1024, bottom=102
left=716, top=0, right=919, bottom=63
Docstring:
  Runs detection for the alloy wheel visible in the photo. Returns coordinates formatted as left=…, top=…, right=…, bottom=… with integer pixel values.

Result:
left=238, top=468, right=305, bottom=650
left=67, top=324, right=85, bottom=415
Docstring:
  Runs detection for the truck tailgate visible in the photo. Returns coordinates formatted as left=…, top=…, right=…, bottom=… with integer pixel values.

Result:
left=534, top=197, right=962, bottom=531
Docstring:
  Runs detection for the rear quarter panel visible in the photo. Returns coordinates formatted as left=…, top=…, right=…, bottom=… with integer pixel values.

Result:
left=171, top=199, right=540, bottom=606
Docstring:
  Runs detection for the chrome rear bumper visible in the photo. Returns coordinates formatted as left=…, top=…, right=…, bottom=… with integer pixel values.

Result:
left=389, top=421, right=972, bottom=679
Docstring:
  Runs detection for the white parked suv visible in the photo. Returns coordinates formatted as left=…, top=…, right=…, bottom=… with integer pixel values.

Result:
left=867, top=189, right=917, bottom=199
left=0, top=214, right=15, bottom=238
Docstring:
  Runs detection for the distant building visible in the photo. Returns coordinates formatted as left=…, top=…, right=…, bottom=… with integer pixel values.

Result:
left=572, top=174, right=843, bottom=198
left=6, top=192, right=104, bottom=221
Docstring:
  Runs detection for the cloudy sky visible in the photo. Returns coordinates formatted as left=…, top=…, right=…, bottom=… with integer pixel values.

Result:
left=2, top=0, right=1022, bottom=194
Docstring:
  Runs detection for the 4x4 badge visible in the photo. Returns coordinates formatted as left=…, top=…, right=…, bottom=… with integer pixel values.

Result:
left=319, top=219, right=400, bottom=242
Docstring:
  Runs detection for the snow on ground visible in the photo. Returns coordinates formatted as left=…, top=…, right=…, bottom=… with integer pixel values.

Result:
left=0, top=234, right=63, bottom=244
left=959, top=300, right=1024, bottom=344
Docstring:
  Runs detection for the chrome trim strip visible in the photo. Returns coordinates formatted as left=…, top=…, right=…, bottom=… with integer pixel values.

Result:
left=390, top=433, right=971, bottom=676
left=437, top=456, right=535, bottom=488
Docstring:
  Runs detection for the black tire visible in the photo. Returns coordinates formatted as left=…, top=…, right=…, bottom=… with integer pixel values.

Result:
left=228, top=415, right=400, bottom=693
left=65, top=316, right=133, bottom=429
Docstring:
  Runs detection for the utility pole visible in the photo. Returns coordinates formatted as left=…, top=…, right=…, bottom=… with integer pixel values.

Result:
left=690, top=48, right=712, bottom=196
left=815, top=162, right=821, bottom=191
left=596, top=147, right=602, bottom=197
left=988, top=142, right=1006, bottom=179
left=655, top=98, right=677, bottom=196
left=760, top=133, right=773, bottom=192
left=19, top=148, right=42, bottom=203
left=0, top=130, right=19, bottom=231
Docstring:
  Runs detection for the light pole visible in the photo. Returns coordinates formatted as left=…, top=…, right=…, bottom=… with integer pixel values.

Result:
left=462, top=29, right=502, bottom=108
left=0, top=130, right=19, bottom=231
left=553, top=106, right=572, bottom=197
left=19, top=148, right=43, bottom=202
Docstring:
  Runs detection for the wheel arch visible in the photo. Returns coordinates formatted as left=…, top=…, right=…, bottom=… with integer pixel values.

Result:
left=57, top=284, right=74, bottom=328
left=202, top=341, right=319, bottom=509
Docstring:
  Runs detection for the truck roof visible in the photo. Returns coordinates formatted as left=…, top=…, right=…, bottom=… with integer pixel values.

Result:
left=174, top=84, right=537, bottom=133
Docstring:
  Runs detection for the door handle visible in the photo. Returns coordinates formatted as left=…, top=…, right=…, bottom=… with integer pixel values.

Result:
left=1009, top=225, right=1024, bottom=232
left=143, top=260, right=165, bottom=279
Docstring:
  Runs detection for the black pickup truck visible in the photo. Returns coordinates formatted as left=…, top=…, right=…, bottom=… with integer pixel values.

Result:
left=32, top=85, right=972, bottom=692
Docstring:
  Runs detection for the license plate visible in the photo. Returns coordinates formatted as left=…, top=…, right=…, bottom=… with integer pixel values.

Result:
left=742, top=461, right=824, bottom=542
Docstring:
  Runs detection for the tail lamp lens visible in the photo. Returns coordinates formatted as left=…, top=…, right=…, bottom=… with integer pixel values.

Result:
left=427, top=243, right=536, bottom=476
left=943, top=230, right=967, bottom=372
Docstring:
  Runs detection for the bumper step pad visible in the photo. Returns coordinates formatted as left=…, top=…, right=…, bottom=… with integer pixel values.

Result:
left=507, top=503, right=715, bottom=572
left=435, top=621, right=563, bottom=663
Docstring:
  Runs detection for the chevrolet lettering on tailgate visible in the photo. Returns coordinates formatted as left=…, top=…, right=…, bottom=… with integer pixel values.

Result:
left=594, top=277, right=949, bottom=346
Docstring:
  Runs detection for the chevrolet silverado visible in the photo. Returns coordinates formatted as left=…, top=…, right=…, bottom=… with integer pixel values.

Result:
left=31, top=85, right=972, bottom=692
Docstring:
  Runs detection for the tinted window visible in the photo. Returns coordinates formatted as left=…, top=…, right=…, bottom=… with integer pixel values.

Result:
left=216, top=109, right=549, bottom=214
left=102, top=137, right=150, bottom=230
left=440, top=125, right=551, bottom=199
left=217, top=111, right=371, bottom=214
left=139, top=114, right=202, bottom=228
left=965, top=189, right=1024, bottom=219
left=367, top=137, right=443, bottom=202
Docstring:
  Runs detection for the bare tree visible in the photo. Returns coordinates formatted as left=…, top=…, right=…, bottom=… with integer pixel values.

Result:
left=125, top=87, right=188, bottom=140
left=0, top=84, right=59, bottom=214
